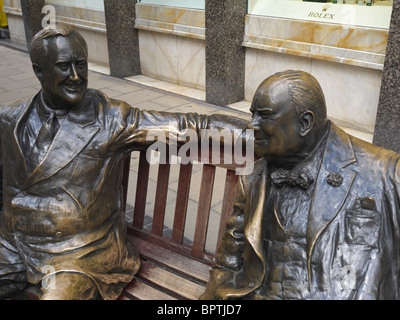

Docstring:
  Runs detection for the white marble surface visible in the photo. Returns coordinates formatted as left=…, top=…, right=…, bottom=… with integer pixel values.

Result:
left=138, top=30, right=205, bottom=91
left=243, top=15, right=388, bottom=70
left=126, top=75, right=205, bottom=101
left=135, top=4, right=205, bottom=39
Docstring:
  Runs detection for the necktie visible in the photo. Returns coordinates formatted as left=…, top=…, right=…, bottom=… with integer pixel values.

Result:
left=271, top=167, right=314, bottom=189
left=27, top=111, right=59, bottom=171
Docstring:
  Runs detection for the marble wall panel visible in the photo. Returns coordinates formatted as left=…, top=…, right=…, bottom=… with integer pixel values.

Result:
left=136, top=3, right=204, bottom=27
left=139, top=30, right=178, bottom=84
left=312, top=60, right=382, bottom=132
left=138, top=29, right=205, bottom=90
left=245, top=15, right=314, bottom=43
left=176, top=36, right=205, bottom=90
left=5, top=15, right=26, bottom=45
left=244, top=15, right=388, bottom=70
left=245, top=48, right=313, bottom=101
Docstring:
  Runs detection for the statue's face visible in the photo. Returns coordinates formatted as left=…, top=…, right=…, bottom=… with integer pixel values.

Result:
left=249, top=77, right=304, bottom=165
left=38, top=35, right=88, bottom=109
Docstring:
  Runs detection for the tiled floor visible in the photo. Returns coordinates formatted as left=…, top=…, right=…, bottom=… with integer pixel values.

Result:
left=0, top=43, right=251, bottom=253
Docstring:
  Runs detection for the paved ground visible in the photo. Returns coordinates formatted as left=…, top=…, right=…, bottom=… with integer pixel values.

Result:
left=0, top=44, right=251, bottom=253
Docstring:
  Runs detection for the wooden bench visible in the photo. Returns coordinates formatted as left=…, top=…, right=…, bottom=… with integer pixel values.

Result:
left=119, top=145, right=251, bottom=300
left=12, top=144, right=252, bottom=300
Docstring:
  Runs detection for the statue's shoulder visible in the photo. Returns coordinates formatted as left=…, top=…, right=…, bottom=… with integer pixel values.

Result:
left=0, top=95, right=36, bottom=122
left=88, top=88, right=131, bottom=112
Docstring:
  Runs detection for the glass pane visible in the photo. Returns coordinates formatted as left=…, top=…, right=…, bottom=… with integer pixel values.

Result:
left=138, top=0, right=205, bottom=10
left=46, top=0, right=104, bottom=11
left=248, top=0, right=393, bottom=29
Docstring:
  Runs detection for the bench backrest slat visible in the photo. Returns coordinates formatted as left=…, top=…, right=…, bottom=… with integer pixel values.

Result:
left=172, top=162, right=193, bottom=244
left=132, top=150, right=150, bottom=229
left=152, top=162, right=171, bottom=236
left=192, top=164, right=216, bottom=258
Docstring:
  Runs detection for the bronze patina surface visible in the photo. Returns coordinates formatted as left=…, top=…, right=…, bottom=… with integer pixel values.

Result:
left=0, top=24, right=248, bottom=300
left=201, top=70, right=400, bottom=300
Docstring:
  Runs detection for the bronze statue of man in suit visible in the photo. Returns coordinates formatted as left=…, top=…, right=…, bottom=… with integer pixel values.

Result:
left=201, top=70, right=400, bottom=300
left=0, top=25, right=247, bottom=300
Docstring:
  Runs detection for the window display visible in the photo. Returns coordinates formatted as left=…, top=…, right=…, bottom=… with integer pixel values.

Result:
left=45, top=0, right=104, bottom=10
left=248, top=0, right=393, bottom=29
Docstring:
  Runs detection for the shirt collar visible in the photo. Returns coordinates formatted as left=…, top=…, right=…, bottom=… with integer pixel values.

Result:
left=37, top=91, right=70, bottom=121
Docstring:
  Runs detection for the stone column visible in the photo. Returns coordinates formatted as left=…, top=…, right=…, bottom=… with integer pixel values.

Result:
left=373, top=0, right=400, bottom=153
left=20, top=0, right=45, bottom=48
left=205, top=0, right=247, bottom=107
left=104, top=0, right=141, bottom=78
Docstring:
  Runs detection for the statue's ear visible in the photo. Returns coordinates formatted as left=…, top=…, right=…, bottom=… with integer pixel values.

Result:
left=32, top=63, right=44, bottom=82
left=299, top=110, right=315, bottom=137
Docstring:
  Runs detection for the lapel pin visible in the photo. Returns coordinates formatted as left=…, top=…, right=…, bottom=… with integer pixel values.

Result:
left=327, top=172, right=343, bottom=187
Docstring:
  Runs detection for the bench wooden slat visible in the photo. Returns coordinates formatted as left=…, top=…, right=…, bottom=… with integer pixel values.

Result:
left=192, top=164, right=216, bottom=259
left=216, top=169, right=239, bottom=251
left=127, top=226, right=215, bottom=265
left=152, top=162, right=171, bottom=236
left=129, top=235, right=210, bottom=284
left=136, top=261, right=206, bottom=300
left=122, top=156, right=131, bottom=211
left=172, top=162, right=193, bottom=244
left=121, top=279, right=177, bottom=300
left=133, top=151, right=150, bottom=229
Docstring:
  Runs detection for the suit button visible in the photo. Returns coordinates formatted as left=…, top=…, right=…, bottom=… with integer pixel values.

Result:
left=55, top=231, right=63, bottom=238
left=56, top=194, right=63, bottom=201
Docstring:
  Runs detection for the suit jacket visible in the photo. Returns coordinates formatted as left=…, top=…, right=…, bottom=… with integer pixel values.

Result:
left=0, top=89, right=247, bottom=299
left=201, top=122, right=400, bottom=300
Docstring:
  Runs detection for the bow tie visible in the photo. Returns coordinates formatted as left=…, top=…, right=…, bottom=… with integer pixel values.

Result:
left=271, top=168, right=314, bottom=189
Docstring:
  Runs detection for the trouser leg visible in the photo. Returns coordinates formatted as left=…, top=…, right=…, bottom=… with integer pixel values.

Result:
left=0, top=236, right=28, bottom=299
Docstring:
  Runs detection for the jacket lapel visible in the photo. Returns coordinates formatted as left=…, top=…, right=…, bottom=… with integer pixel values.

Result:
left=13, top=95, right=37, bottom=172
left=306, top=123, right=357, bottom=267
left=23, top=94, right=100, bottom=189
left=245, top=163, right=268, bottom=263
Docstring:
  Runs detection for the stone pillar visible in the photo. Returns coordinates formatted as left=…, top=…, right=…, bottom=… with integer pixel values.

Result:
left=20, top=0, right=45, bottom=48
left=205, top=0, right=247, bottom=107
left=373, top=0, right=400, bottom=153
left=104, top=0, right=141, bottom=78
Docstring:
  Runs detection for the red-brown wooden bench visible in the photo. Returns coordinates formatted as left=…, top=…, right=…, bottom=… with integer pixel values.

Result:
left=119, top=145, right=252, bottom=300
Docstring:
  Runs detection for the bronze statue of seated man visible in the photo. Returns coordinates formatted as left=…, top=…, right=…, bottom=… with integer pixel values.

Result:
left=0, top=24, right=248, bottom=300
left=201, top=70, right=400, bottom=300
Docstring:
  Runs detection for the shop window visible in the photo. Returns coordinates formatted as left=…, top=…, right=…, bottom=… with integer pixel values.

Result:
left=248, top=0, right=393, bottom=29
left=46, top=0, right=104, bottom=11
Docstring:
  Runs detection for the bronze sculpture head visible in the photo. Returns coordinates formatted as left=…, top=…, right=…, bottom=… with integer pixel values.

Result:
left=249, top=70, right=329, bottom=169
left=29, top=24, right=88, bottom=110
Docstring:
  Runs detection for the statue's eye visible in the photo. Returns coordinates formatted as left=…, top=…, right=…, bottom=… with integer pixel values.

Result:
left=57, top=63, right=69, bottom=71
